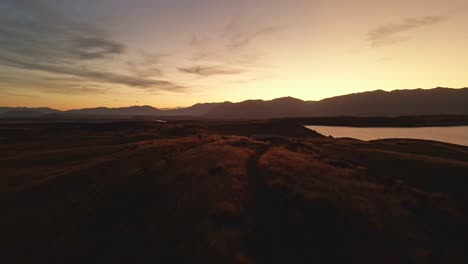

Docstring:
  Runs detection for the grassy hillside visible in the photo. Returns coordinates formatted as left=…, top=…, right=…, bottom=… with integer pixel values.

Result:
left=1, top=121, right=467, bottom=263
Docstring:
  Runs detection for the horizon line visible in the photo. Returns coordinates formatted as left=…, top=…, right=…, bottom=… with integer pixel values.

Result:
left=1, top=86, right=466, bottom=111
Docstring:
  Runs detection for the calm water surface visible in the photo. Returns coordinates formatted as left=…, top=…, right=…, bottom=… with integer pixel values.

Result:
left=306, top=126, right=468, bottom=146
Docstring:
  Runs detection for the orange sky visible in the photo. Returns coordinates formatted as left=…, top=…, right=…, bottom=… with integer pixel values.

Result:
left=0, top=0, right=467, bottom=110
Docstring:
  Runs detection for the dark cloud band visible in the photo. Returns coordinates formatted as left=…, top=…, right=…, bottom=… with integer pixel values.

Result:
left=0, top=0, right=185, bottom=93
left=178, top=65, right=245, bottom=76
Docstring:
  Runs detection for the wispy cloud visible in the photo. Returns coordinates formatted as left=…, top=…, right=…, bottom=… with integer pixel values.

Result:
left=0, top=0, right=186, bottom=93
left=225, top=24, right=281, bottom=49
left=125, top=52, right=169, bottom=78
left=73, top=37, right=125, bottom=60
left=0, top=92, right=39, bottom=98
left=178, top=65, right=245, bottom=77
left=41, top=84, right=110, bottom=95
left=181, top=22, right=280, bottom=79
left=368, top=15, right=448, bottom=47
left=1, top=56, right=184, bottom=90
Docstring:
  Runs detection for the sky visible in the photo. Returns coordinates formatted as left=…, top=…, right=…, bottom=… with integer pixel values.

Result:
left=0, top=0, right=467, bottom=110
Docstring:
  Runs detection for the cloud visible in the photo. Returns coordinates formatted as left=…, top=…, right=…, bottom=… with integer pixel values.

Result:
left=125, top=52, right=170, bottom=78
left=42, top=84, right=110, bottom=95
left=178, top=65, right=245, bottom=77
left=225, top=24, right=281, bottom=49
left=368, top=15, right=448, bottom=47
left=74, top=37, right=125, bottom=60
left=188, top=22, right=280, bottom=63
left=0, top=0, right=186, bottom=93
left=0, top=1, right=119, bottom=62
left=0, top=92, right=39, bottom=98
left=182, top=22, right=280, bottom=79
left=0, top=56, right=184, bottom=91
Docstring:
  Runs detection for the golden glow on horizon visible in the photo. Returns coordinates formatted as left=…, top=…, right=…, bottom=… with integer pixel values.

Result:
left=0, top=0, right=467, bottom=110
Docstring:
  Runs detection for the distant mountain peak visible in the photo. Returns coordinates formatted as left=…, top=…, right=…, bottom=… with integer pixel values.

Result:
left=272, top=96, right=303, bottom=102
left=126, top=105, right=158, bottom=110
left=1, top=87, right=467, bottom=119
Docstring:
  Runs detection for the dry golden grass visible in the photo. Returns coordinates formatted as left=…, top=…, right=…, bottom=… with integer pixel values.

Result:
left=1, top=121, right=467, bottom=263
left=260, top=146, right=350, bottom=176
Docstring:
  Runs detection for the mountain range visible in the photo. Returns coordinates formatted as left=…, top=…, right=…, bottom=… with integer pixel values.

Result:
left=2, top=87, right=468, bottom=119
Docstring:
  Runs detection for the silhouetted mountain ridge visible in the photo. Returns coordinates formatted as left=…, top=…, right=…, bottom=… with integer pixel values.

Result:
left=310, top=87, right=468, bottom=116
left=66, top=105, right=163, bottom=116
left=206, top=87, right=468, bottom=118
left=0, top=107, right=60, bottom=114
left=1, top=87, right=467, bottom=119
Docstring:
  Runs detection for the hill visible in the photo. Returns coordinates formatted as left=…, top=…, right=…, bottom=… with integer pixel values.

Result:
left=1, top=87, right=468, bottom=119
left=0, top=107, right=60, bottom=115
left=206, top=87, right=468, bottom=118
left=65, top=105, right=164, bottom=116
left=1, top=120, right=467, bottom=263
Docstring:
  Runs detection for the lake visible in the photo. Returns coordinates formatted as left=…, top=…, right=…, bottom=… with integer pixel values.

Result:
left=306, top=126, right=468, bottom=146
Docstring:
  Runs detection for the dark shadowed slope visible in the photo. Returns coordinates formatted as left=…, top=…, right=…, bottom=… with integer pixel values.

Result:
left=166, top=102, right=231, bottom=116
left=276, top=115, right=468, bottom=127
left=312, top=88, right=468, bottom=116
left=206, top=87, right=468, bottom=118
left=1, top=121, right=468, bottom=263
left=205, top=97, right=310, bottom=119
left=65, top=105, right=164, bottom=116
left=0, top=107, right=60, bottom=115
